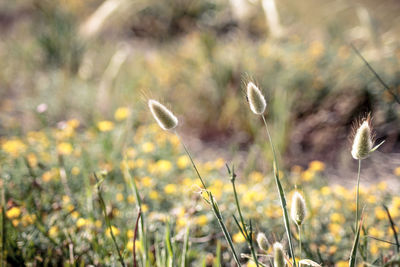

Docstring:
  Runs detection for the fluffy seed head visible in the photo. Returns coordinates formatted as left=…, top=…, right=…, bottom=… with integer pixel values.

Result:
left=291, top=191, right=307, bottom=226
left=256, top=232, right=269, bottom=251
left=351, top=118, right=373, bottom=160
left=273, top=242, right=286, bottom=267
left=247, top=82, right=266, bottom=114
left=148, top=100, right=178, bottom=131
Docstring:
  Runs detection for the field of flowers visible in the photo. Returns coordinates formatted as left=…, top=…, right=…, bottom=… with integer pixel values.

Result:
left=1, top=102, right=400, bottom=266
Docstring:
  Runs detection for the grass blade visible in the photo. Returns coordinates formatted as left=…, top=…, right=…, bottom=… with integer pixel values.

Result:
left=383, top=205, right=400, bottom=253
left=349, top=211, right=365, bottom=267
left=181, top=225, right=190, bottom=267
left=165, top=219, right=174, bottom=267
left=94, top=173, right=126, bottom=267
left=133, top=208, right=142, bottom=267
left=350, top=43, right=400, bottom=105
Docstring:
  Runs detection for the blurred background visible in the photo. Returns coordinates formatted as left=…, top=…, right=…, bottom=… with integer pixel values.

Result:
left=1, top=0, right=399, bottom=180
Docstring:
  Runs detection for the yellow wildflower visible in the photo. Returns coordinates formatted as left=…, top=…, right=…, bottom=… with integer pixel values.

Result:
left=142, top=142, right=155, bottom=153
left=76, top=218, right=87, bottom=228
left=127, top=230, right=134, bottom=239
left=49, top=226, right=59, bottom=238
left=6, top=207, right=21, bottom=219
left=21, top=214, right=36, bottom=226
left=141, top=204, right=149, bottom=213
left=164, top=184, right=177, bottom=194
left=155, top=160, right=172, bottom=173
left=233, top=232, right=245, bottom=243
left=249, top=171, right=263, bottom=182
left=106, top=225, right=120, bottom=237
left=128, top=195, right=135, bottom=203
left=42, top=170, right=54, bottom=182
left=71, top=166, right=80, bottom=176
left=330, top=213, right=345, bottom=223
left=196, top=215, right=208, bottom=226
left=375, top=207, right=387, bottom=220
left=97, top=121, right=114, bottom=132
left=394, top=167, right=400, bottom=176
left=337, top=261, right=348, bottom=267
left=141, top=176, right=153, bottom=187
left=114, top=107, right=130, bottom=121
left=370, top=242, right=379, bottom=255
left=57, top=142, right=73, bottom=155
left=301, top=170, right=314, bottom=182
left=309, top=160, right=325, bottom=172
left=127, top=240, right=141, bottom=252
left=2, top=138, right=26, bottom=157
left=149, top=190, right=159, bottom=200
left=27, top=153, right=38, bottom=168
left=116, top=193, right=124, bottom=202
left=177, top=155, right=189, bottom=169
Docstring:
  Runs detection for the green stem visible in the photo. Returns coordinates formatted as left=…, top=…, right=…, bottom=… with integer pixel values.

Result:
left=231, top=176, right=259, bottom=267
left=123, top=166, right=149, bottom=267
left=261, top=115, right=297, bottom=267
left=298, top=225, right=302, bottom=260
left=209, top=193, right=242, bottom=266
left=95, top=174, right=126, bottom=267
left=175, top=132, right=241, bottom=266
left=355, top=159, right=361, bottom=232
left=175, top=132, right=207, bottom=190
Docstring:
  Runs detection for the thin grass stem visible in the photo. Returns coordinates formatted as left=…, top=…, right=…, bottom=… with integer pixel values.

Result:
left=174, top=132, right=207, bottom=190
left=261, top=115, right=297, bottom=267
left=229, top=165, right=260, bottom=267
left=174, top=132, right=241, bottom=266
left=298, top=225, right=302, bottom=260
left=383, top=205, right=400, bottom=253
left=123, top=165, right=149, bottom=267
left=94, top=173, right=126, bottom=267
left=355, top=159, right=361, bottom=231
left=133, top=208, right=141, bottom=267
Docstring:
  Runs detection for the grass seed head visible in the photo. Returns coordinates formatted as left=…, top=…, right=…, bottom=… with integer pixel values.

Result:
left=273, top=242, right=286, bottom=267
left=351, top=116, right=373, bottom=160
left=291, top=191, right=307, bottom=226
left=148, top=99, right=178, bottom=131
left=256, top=232, right=269, bottom=251
left=247, top=82, right=266, bottom=115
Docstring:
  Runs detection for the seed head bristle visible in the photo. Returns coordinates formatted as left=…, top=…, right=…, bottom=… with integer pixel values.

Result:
left=148, top=99, right=178, bottom=131
left=351, top=115, right=374, bottom=160
left=273, top=242, right=286, bottom=267
left=256, top=232, right=270, bottom=251
left=291, top=191, right=307, bottom=226
left=246, top=82, right=266, bottom=115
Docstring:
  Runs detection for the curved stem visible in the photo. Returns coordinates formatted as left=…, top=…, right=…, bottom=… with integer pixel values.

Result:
left=174, top=132, right=241, bottom=266
left=261, top=115, right=297, bottom=267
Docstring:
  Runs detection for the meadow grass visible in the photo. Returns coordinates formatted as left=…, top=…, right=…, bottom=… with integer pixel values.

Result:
left=0, top=88, right=399, bottom=266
